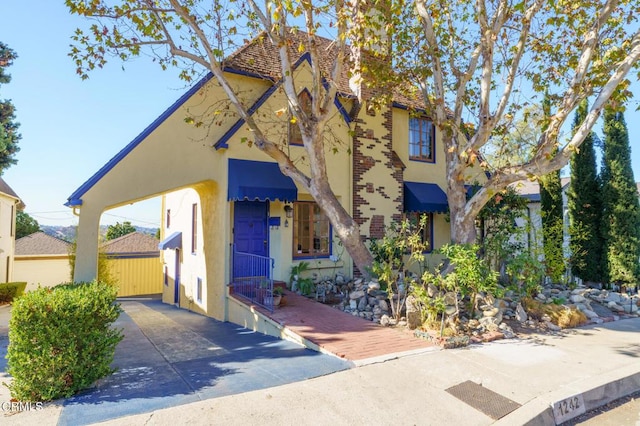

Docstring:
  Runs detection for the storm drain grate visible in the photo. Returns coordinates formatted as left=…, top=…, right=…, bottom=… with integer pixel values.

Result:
left=445, top=380, right=521, bottom=420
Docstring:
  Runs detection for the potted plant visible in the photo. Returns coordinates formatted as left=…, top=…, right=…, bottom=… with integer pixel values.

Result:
left=272, top=286, right=284, bottom=307
left=264, top=286, right=284, bottom=308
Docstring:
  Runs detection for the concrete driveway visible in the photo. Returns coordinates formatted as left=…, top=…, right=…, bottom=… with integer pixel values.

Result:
left=0, top=299, right=352, bottom=425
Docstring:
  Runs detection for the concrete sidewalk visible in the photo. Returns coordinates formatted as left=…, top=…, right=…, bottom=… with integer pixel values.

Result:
left=1, top=302, right=639, bottom=425
left=100, top=317, right=640, bottom=425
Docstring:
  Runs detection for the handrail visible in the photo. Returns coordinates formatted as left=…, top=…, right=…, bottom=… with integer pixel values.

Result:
left=231, top=246, right=275, bottom=312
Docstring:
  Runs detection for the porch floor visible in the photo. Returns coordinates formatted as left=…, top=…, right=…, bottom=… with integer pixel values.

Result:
left=233, top=290, right=436, bottom=363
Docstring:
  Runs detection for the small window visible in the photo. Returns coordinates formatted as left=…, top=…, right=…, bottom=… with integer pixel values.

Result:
left=289, top=90, right=312, bottom=146
left=293, top=201, right=331, bottom=258
left=404, top=212, right=433, bottom=252
left=191, top=203, right=198, bottom=254
left=164, top=265, right=169, bottom=286
left=409, top=117, right=435, bottom=162
left=196, top=277, right=203, bottom=302
left=166, top=209, right=171, bottom=228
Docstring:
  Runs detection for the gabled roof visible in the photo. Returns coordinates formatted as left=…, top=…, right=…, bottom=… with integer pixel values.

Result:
left=0, top=177, right=24, bottom=210
left=66, top=30, right=423, bottom=207
left=15, top=232, right=71, bottom=256
left=102, top=232, right=159, bottom=254
left=223, top=31, right=351, bottom=93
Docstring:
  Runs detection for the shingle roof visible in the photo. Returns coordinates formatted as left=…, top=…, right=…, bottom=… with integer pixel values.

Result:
left=0, top=177, right=24, bottom=210
left=15, top=232, right=71, bottom=256
left=102, top=232, right=159, bottom=254
left=223, top=30, right=423, bottom=109
left=224, top=31, right=350, bottom=91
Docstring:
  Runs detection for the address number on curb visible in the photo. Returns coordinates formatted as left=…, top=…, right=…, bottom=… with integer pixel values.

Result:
left=552, top=394, right=586, bottom=424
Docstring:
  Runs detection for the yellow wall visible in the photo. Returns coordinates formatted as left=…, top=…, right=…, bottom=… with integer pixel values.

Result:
left=14, top=256, right=71, bottom=291
left=0, top=194, right=17, bottom=282
left=107, top=256, right=163, bottom=297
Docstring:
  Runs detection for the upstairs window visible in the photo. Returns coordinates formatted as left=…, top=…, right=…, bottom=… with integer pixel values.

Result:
left=293, top=201, right=330, bottom=258
left=409, top=117, right=435, bottom=162
left=289, top=90, right=312, bottom=146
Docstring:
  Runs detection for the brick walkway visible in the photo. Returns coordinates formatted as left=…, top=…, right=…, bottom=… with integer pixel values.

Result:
left=247, top=290, right=435, bottom=363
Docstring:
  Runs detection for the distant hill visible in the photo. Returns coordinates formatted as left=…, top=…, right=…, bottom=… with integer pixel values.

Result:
left=40, top=225, right=159, bottom=242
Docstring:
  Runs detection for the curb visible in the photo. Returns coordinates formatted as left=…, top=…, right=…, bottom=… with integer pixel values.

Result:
left=494, top=364, right=640, bottom=425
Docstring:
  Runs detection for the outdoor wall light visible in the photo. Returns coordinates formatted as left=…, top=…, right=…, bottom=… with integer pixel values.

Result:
left=284, top=219, right=289, bottom=228
left=284, top=205, right=293, bottom=218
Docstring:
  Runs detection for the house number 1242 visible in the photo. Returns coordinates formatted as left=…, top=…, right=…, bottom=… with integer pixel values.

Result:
left=553, top=394, right=586, bottom=423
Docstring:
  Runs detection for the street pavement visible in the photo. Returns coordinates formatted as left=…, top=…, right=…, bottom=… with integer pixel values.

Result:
left=1, top=300, right=639, bottom=425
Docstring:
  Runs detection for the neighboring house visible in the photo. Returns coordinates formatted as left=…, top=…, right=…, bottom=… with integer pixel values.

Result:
left=15, top=231, right=162, bottom=296
left=512, top=177, right=571, bottom=264
left=0, top=177, right=23, bottom=283
left=66, top=32, right=486, bottom=325
left=14, top=231, right=72, bottom=291
left=102, top=232, right=163, bottom=297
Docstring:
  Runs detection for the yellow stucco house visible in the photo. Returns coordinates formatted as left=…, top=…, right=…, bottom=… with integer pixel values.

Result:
left=67, top=32, right=485, bottom=327
left=0, top=177, right=23, bottom=283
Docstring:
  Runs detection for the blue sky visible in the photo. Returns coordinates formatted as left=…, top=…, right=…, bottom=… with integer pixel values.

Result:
left=1, top=1, right=639, bottom=228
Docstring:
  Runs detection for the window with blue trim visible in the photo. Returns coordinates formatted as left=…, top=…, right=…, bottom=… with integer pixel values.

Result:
left=196, top=277, right=202, bottom=302
left=409, top=117, right=435, bottom=162
left=404, top=212, right=433, bottom=252
left=289, top=90, right=312, bottom=146
left=293, top=201, right=331, bottom=258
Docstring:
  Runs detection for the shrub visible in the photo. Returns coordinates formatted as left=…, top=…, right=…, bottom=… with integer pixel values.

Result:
left=6, top=281, right=123, bottom=402
left=437, top=244, right=499, bottom=317
left=522, top=297, right=588, bottom=329
left=0, top=282, right=27, bottom=304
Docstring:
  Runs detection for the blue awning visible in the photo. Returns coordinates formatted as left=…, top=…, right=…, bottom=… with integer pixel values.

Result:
left=158, top=232, right=182, bottom=250
left=228, top=159, right=298, bottom=202
left=404, top=182, right=448, bottom=213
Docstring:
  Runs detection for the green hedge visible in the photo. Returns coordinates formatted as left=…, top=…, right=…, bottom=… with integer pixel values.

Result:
left=6, top=281, right=123, bottom=402
left=0, top=281, right=27, bottom=304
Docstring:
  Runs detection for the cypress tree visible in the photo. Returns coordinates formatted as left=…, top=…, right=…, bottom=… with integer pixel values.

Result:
left=539, top=96, right=565, bottom=282
left=601, top=107, right=640, bottom=285
left=567, top=100, right=603, bottom=283
left=539, top=171, right=565, bottom=283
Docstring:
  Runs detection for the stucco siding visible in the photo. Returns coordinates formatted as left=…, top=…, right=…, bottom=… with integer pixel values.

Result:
left=0, top=193, right=16, bottom=282
left=14, top=257, right=71, bottom=291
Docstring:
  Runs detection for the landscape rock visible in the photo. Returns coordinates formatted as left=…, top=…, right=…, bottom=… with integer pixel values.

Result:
left=349, top=290, right=365, bottom=300
left=405, top=295, right=421, bottom=330
left=570, top=294, right=586, bottom=304
left=380, top=315, right=391, bottom=326
left=515, top=303, right=528, bottom=322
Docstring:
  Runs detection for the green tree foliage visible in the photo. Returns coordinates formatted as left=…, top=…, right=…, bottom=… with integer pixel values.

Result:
left=65, top=1, right=640, bottom=274
left=476, top=187, right=528, bottom=273
left=362, top=0, right=640, bottom=245
left=0, top=42, right=21, bottom=173
left=105, top=221, right=136, bottom=240
left=568, top=100, right=603, bottom=283
left=16, top=210, right=40, bottom=239
left=600, top=107, right=640, bottom=285
left=539, top=170, right=565, bottom=283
